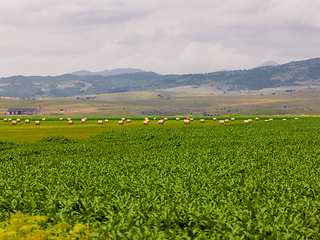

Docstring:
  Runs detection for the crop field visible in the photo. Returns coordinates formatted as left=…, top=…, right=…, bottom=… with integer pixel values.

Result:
left=1, top=117, right=320, bottom=239
left=0, top=116, right=285, bottom=142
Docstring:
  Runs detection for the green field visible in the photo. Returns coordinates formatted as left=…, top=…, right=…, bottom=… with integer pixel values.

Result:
left=1, top=117, right=320, bottom=238
left=0, top=116, right=292, bottom=142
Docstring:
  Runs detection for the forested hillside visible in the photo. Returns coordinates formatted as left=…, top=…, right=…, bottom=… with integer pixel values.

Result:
left=1, top=58, right=320, bottom=98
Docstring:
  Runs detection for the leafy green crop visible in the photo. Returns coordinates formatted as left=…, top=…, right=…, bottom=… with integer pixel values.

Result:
left=1, top=118, right=320, bottom=238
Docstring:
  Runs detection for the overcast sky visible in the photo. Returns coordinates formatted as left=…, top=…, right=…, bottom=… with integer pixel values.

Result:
left=0, top=0, right=319, bottom=77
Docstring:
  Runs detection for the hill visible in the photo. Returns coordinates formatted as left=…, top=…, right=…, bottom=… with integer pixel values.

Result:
left=71, top=67, right=145, bottom=76
left=0, top=58, right=319, bottom=98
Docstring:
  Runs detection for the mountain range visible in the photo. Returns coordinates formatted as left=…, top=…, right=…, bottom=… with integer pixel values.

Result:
left=71, top=68, right=145, bottom=76
left=0, top=58, right=319, bottom=98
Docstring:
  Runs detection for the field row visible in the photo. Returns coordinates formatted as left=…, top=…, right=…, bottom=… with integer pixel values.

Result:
left=0, top=116, right=301, bottom=142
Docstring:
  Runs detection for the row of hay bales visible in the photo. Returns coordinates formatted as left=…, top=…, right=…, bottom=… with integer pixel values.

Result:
left=4, top=118, right=40, bottom=125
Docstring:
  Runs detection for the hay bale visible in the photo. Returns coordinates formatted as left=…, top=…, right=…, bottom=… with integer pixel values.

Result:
left=81, top=118, right=86, bottom=123
left=255, top=117, right=259, bottom=121
left=269, top=118, right=273, bottom=121
left=231, top=118, right=235, bottom=121
left=16, top=119, right=21, bottom=122
left=67, top=118, right=71, bottom=121
left=59, top=118, right=63, bottom=121
left=186, top=117, right=190, bottom=120
left=98, top=120, right=103, bottom=124
left=68, top=120, right=74, bottom=125
left=143, top=120, right=148, bottom=125
left=295, top=118, right=298, bottom=120
left=265, top=119, right=269, bottom=122
left=42, top=118, right=46, bottom=121
left=184, top=119, right=190, bottom=124
left=200, top=119, right=205, bottom=123
left=9, top=119, right=12, bottom=122
left=105, top=119, right=109, bottom=123
left=25, top=119, right=30, bottom=123
left=12, top=121, right=17, bottom=125
left=282, top=119, right=287, bottom=121
left=225, top=119, right=229, bottom=123
left=4, top=119, right=8, bottom=122
left=127, top=119, right=131, bottom=123
left=164, top=118, right=168, bottom=121
left=158, top=120, right=164, bottom=124
left=176, top=118, right=180, bottom=121
left=248, top=119, right=252, bottom=123
left=121, top=118, right=126, bottom=121
left=119, top=120, right=124, bottom=125
left=190, top=118, right=194, bottom=121
left=244, top=120, right=249, bottom=123
left=219, top=120, right=224, bottom=124
left=213, top=118, right=217, bottom=121
left=35, top=121, right=41, bottom=125
left=154, top=117, right=158, bottom=120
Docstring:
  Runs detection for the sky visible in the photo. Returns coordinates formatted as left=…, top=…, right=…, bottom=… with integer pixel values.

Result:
left=0, top=0, right=319, bottom=77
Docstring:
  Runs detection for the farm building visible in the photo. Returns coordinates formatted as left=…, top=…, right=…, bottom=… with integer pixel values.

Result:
left=7, top=108, right=38, bottom=115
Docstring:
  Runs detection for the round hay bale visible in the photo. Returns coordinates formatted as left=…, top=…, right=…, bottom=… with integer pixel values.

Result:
left=59, top=118, right=63, bottom=121
left=127, top=119, right=131, bottom=123
left=42, top=118, right=46, bottom=121
left=121, top=118, right=126, bottom=121
left=4, top=119, right=8, bottom=122
left=25, top=119, right=30, bottom=123
left=81, top=118, right=86, bottom=123
left=35, top=121, right=41, bottom=125
left=269, top=118, right=273, bottom=121
left=255, top=117, right=259, bottom=121
left=143, top=120, right=148, bottom=125
left=154, top=117, right=158, bottom=120
left=265, top=119, right=269, bottom=122
left=105, top=119, right=109, bottom=123
left=164, top=118, right=168, bottom=121
left=219, top=120, right=224, bottom=125
left=244, top=120, right=249, bottom=123
left=186, top=117, right=190, bottom=120
left=9, top=119, right=12, bottom=122
left=12, top=120, right=17, bottom=125
left=119, top=120, right=124, bottom=125
left=68, top=120, right=74, bottom=125
left=98, top=120, right=103, bottom=124
left=184, top=119, right=190, bottom=124
left=213, top=118, right=217, bottom=121
left=248, top=119, right=252, bottom=123
left=158, top=120, right=164, bottom=124
left=200, top=119, right=205, bottom=123
left=16, top=119, right=21, bottom=122
left=67, top=118, right=71, bottom=121
left=295, top=118, right=298, bottom=120
left=176, top=118, right=180, bottom=121
left=231, top=118, right=235, bottom=121
left=190, top=118, right=194, bottom=121
left=225, top=119, right=229, bottom=123
left=282, top=118, right=287, bottom=121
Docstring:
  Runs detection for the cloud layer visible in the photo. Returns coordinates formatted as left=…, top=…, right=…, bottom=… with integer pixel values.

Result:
left=0, top=0, right=319, bottom=76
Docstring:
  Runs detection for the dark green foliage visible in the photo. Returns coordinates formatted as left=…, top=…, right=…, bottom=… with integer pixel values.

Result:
left=1, top=119, right=320, bottom=238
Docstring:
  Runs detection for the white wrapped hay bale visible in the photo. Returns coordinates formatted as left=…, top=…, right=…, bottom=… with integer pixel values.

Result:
left=200, top=119, right=205, bottom=123
left=184, top=119, right=190, bottom=124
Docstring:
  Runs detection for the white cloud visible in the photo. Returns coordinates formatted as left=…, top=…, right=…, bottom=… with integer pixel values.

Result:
left=0, top=0, right=319, bottom=76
